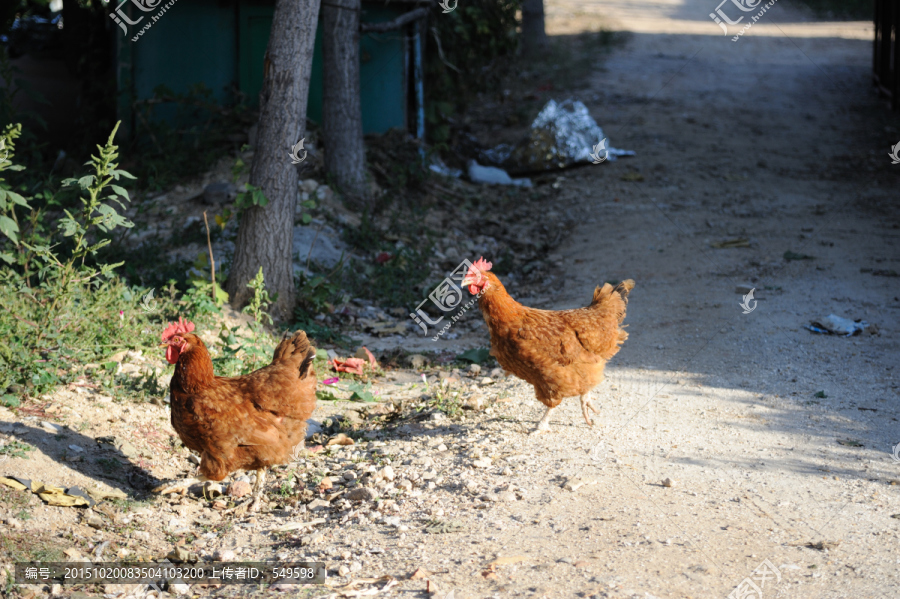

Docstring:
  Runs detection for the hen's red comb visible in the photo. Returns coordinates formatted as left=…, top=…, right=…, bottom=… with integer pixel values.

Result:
left=468, top=257, right=492, bottom=277
left=161, top=317, right=195, bottom=342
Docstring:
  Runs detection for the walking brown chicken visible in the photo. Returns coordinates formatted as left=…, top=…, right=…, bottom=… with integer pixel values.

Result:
left=154, top=318, right=317, bottom=512
left=461, top=258, right=634, bottom=433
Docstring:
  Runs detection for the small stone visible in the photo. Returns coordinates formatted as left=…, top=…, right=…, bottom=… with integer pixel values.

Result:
left=397, top=479, right=414, bottom=492
left=500, top=467, right=512, bottom=476
left=409, top=567, right=431, bottom=580
left=407, top=354, right=427, bottom=369
left=85, top=512, right=104, bottom=529
left=300, top=179, right=319, bottom=194
left=563, top=477, right=597, bottom=492
left=558, top=557, right=575, bottom=565
left=228, top=481, right=252, bottom=498
left=338, top=564, right=350, bottom=576
left=467, top=364, right=482, bottom=376
left=378, top=466, right=395, bottom=482
left=662, top=478, right=676, bottom=488
left=349, top=561, right=362, bottom=572
left=166, top=546, right=196, bottom=563
left=41, top=421, right=61, bottom=434
left=498, top=491, right=517, bottom=502
left=464, top=394, right=487, bottom=411
left=490, top=368, right=504, bottom=378
left=384, top=516, right=402, bottom=528
left=133, top=531, right=150, bottom=541
left=187, top=454, right=201, bottom=465
left=342, top=471, right=357, bottom=482
left=472, top=458, right=492, bottom=469
left=213, top=549, right=235, bottom=561
left=68, top=444, right=84, bottom=453
left=480, top=377, right=494, bottom=385
left=169, top=582, right=191, bottom=595
left=308, top=499, right=331, bottom=511
left=346, top=487, right=376, bottom=502
left=436, top=444, right=447, bottom=452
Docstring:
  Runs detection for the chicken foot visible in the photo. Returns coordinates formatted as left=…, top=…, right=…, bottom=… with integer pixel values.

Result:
left=248, top=468, right=268, bottom=512
left=580, top=394, right=600, bottom=427
left=530, top=405, right=555, bottom=435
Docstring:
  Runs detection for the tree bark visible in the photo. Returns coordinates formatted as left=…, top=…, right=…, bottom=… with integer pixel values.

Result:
left=322, top=0, right=368, bottom=203
left=521, top=0, right=547, bottom=56
left=227, top=0, right=320, bottom=321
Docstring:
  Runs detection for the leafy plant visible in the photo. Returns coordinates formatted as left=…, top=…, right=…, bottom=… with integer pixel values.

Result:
left=0, top=440, right=33, bottom=459
left=243, top=267, right=274, bottom=325
left=234, top=184, right=268, bottom=211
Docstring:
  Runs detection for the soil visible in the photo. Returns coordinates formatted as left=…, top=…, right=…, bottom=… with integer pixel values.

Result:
left=2, top=1, right=900, bottom=598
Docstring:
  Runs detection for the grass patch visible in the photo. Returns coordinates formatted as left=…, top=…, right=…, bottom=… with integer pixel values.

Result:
left=0, top=530, right=65, bottom=563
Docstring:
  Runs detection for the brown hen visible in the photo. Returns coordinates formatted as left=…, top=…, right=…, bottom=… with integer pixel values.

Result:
left=462, top=258, right=634, bottom=433
left=154, top=318, right=316, bottom=512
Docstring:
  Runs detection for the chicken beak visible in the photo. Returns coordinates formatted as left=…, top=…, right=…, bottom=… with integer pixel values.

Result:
left=461, top=275, right=476, bottom=287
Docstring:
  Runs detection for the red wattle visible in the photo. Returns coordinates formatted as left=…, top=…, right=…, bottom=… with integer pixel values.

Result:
left=166, top=345, right=180, bottom=364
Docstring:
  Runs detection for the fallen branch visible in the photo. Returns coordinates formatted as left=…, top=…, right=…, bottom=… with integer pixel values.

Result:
left=360, top=7, right=428, bottom=33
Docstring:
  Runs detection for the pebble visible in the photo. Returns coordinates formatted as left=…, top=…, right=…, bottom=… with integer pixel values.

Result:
left=407, top=354, right=427, bottom=369
left=662, top=478, right=676, bottom=488
left=468, top=364, right=482, bottom=376
left=342, top=470, right=357, bottom=481
left=480, top=377, right=494, bottom=385
left=228, top=481, right=252, bottom=498
left=338, top=565, right=350, bottom=576
left=85, top=513, right=104, bottom=529
left=472, top=458, right=492, bottom=469
left=346, top=487, right=376, bottom=502
left=41, top=421, right=61, bottom=434
left=68, top=444, right=84, bottom=453
left=501, top=467, right=512, bottom=476
left=384, top=516, right=402, bottom=528
left=169, top=582, right=191, bottom=595
left=498, top=491, right=517, bottom=502
left=213, top=549, right=235, bottom=561
left=204, top=482, right=224, bottom=498
left=397, top=479, right=414, bottom=491
left=308, top=499, right=331, bottom=511
left=378, top=466, right=395, bottom=482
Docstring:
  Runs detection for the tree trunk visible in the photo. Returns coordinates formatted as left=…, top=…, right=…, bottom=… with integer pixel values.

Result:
left=521, top=0, right=547, bottom=56
left=227, top=0, right=320, bottom=321
left=322, top=0, right=368, bottom=202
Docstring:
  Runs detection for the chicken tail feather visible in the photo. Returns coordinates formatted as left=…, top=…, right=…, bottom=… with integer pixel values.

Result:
left=273, top=330, right=316, bottom=379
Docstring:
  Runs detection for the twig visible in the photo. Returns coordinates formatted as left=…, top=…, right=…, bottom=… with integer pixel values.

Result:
left=203, top=211, right=216, bottom=302
left=306, top=223, right=324, bottom=273
left=360, top=7, right=428, bottom=33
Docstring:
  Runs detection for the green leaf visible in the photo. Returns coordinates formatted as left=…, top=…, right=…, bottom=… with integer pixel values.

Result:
left=6, top=190, right=29, bottom=207
left=0, top=251, right=14, bottom=264
left=77, top=175, right=95, bottom=189
left=316, top=348, right=329, bottom=360
left=110, top=184, right=130, bottom=201
left=301, top=213, right=312, bottom=225
left=0, top=215, right=19, bottom=243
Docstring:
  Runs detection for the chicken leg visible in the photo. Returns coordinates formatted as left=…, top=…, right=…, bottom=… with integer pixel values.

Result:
left=580, top=394, right=600, bottom=427
left=248, top=468, right=268, bottom=512
left=530, top=405, right=554, bottom=435
left=229, top=469, right=269, bottom=516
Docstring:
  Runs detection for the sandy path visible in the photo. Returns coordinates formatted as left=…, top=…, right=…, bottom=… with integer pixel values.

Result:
left=483, top=0, right=900, bottom=596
